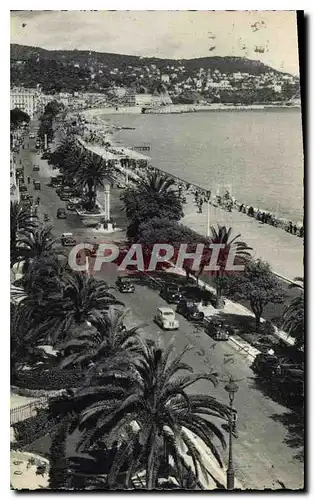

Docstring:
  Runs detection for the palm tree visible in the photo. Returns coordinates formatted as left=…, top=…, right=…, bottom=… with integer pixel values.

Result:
left=283, top=277, right=304, bottom=348
left=61, top=143, right=88, bottom=183
left=136, top=172, right=178, bottom=196
left=121, top=172, right=184, bottom=239
left=21, top=253, right=67, bottom=303
left=75, top=340, right=231, bottom=490
left=76, top=153, right=113, bottom=210
left=200, top=225, right=252, bottom=308
left=26, top=271, right=122, bottom=346
left=17, top=225, right=58, bottom=270
left=10, top=303, right=45, bottom=383
left=10, top=200, right=37, bottom=267
left=59, top=308, right=145, bottom=369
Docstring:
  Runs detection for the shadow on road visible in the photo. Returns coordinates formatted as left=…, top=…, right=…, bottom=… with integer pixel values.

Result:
left=270, top=410, right=304, bottom=462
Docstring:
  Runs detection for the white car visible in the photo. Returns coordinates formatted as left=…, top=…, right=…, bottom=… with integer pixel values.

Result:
left=29, top=133, right=35, bottom=139
left=155, top=307, right=179, bottom=330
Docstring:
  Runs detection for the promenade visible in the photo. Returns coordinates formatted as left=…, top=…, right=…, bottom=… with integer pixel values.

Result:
left=76, top=131, right=303, bottom=282
left=182, top=193, right=304, bottom=282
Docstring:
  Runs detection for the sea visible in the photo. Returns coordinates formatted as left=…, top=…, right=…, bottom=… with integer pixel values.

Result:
left=102, top=108, right=304, bottom=223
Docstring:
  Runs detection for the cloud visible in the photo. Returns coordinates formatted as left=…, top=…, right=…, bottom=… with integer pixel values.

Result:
left=10, top=10, right=300, bottom=75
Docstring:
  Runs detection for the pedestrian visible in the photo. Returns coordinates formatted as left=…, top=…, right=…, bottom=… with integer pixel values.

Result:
left=198, top=198, right=203, bottom=213
left=289, top=221, right=293, bottom=234
left=27, top=176, right=30, bottom=184
left=293, top=224, right=297, bottom=235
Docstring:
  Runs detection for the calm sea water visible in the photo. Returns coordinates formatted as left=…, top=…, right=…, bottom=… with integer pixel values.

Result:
left=103, top=109, right=304, bottom=222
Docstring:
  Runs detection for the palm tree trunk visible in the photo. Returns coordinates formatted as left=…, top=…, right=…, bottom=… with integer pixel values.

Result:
left=146, top=434, right=157, bottom=490
left=49, top=419, right=70, bottom=490
left=215, top=270, right=224, bottom=309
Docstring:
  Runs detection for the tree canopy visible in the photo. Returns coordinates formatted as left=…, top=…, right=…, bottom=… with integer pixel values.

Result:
left=225, top=259, right=285, bottom=329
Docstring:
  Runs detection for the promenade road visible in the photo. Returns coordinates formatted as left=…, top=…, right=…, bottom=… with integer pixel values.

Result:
left=182, top=194, right=303, bottom=282
left=15, top=124, right=304, bottom=490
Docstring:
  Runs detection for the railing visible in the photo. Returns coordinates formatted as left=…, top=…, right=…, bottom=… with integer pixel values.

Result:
left=10, top=397, right=49, bottom=426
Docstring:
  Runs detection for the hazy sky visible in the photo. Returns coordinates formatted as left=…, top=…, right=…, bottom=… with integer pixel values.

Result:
left=10, top=10, right=300, bottom=75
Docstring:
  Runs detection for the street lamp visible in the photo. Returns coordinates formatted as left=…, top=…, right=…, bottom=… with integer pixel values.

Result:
left=225, top=376, right=239, bottom=490
left=206, top=190, right=211, bottom=238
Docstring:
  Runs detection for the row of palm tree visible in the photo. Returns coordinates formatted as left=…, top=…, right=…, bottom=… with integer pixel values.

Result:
left=49, top=139, right=115, bottom=210
left=10, top=201, right=233, bottom=489
left=12, top=268, right=232, bottom=489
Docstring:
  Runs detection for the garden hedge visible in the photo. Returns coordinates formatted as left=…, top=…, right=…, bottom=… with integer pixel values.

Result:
left=13, top=409, right=55, bottom=448
left=14, top=367, right=86, bottom=391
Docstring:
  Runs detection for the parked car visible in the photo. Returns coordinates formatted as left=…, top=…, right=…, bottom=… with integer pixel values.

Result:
left=41, top=152, right=51, bottom=160
left=29, top=133, right=35, bottom=139
left=115, top=276, right=135, bottom=293
left=33, top=165, right=40, bottom=171
left=66, top=202, right=76, bottom=211
left=204, top=317, right=232, bottom=340
left=60, top=193, right=71, bottom=201
left=159, top=283, right=183, bottom=304
left=176, top=299, right=204, bottom=322
left=34, top=180, right=41, bottom=190
left=61, top=232, right=76, bottom=246
left=57, top=208, right=67, bottom=219
left=19, top=184, right=27, bottom=192
left=154, top=307, right=179, bottom=331
left=251, top=353, right=281, bottom=379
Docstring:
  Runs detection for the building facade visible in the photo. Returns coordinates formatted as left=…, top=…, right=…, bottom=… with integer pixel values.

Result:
left=10, top=87, right=41, bottom=119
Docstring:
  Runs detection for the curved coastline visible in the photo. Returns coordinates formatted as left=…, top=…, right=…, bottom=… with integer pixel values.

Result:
left=78, top=107, right=304, bottom=236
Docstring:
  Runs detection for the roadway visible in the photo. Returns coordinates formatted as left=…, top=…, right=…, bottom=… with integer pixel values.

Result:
left=15, top=122, right=304, bottom=490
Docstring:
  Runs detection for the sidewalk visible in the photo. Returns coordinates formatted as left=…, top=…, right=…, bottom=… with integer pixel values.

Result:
left=181, top=193, right=303, bottom=282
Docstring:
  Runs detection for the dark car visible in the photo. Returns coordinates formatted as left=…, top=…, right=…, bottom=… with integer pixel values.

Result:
left=176, top=299, right=204, bottom=322
left=19, top=184, right=27, bottom=192
left=41, top=152, right=51, bottom=160
left=251, top=353, right=281, bottom=379
left=34, top=180, right=41, bottom=190
left=60, top=193, right=71, bottom=201
left=204, top=318, right=232, bottom=340
left=116, top=277, right=135, bottom=293
left=57, top=208, right=67, bottom=219
left=66, top=201, right=76, bottom=211
left=33, top=165, right=40, bottom=171
left=159, top=283, right=183, bottom=304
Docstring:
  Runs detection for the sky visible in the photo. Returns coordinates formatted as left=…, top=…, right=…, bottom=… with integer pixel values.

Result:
left=10, top=10, right=300, bottom=75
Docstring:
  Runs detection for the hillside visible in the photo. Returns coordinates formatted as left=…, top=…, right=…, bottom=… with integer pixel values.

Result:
left=11, top=44, right=297, bottom=99
left=11, top=43, right=285, bottom=75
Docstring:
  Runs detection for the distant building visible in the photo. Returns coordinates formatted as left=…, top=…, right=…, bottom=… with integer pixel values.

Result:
left=125, top=90, right=172, bottom=107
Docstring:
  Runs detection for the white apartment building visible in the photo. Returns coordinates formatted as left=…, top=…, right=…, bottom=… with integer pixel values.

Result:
left=161, top=74, right=170, bottom=83
left=10, top=87, right=41, bottom=119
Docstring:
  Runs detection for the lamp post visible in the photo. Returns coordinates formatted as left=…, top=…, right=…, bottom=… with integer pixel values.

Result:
left=224, top=377, right=239, bottom=490
left=206, top=190, right=211, bottom=238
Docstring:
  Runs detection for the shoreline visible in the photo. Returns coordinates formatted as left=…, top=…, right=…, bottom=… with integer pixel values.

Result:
left=75, top=131, right=303, bottom=281
left=81, top=103, right=301, bottom=118
left=75, top=111, right=304, bottom=231
left=77, top=112, right=303, bottom=227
